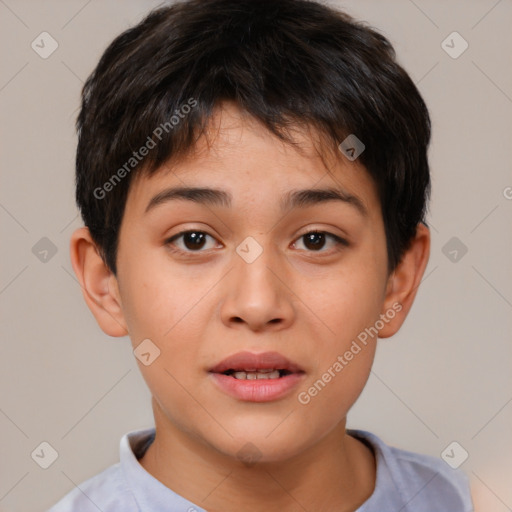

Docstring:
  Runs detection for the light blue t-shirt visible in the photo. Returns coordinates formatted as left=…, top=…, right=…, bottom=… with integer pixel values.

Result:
left=47, top=427, right=473, bottom=511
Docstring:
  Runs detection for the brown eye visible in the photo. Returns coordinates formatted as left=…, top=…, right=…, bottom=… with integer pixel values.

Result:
left=166, top=230, right=217, bottom=253
left=294, top=231, right=348, bottom=252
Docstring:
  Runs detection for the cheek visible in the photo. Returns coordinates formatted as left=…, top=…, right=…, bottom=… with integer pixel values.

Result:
left=119, top=247, right=203, bottom=340
left=291, top=254, right=384, bottom=418
left=119, top=254, right=218, bottom=403
left=296, top=345, right=376, bottom=438
left=305, top=259, right=385, bottom=342
left=119, top=255, right=211, bottom=420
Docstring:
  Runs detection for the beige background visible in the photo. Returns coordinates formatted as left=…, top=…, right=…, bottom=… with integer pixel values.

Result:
left=0, top=0, right=511, bottom=511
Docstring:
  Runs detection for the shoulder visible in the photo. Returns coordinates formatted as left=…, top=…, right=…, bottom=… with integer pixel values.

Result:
left=46, top=462, right=138, bottom=512
left=349, top=429, right=473, bottom=512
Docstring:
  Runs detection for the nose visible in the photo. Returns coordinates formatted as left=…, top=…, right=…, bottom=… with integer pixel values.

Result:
left=219, top=237, right=295, bottom=332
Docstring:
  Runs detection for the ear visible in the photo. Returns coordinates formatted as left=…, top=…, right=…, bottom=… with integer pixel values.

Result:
left=378, top=223, right=431, bottom=338
left=69, top=227, right=128, bottom=337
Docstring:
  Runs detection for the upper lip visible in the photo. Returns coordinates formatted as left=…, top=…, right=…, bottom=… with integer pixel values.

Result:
left=209, top=351, right=304, bottom=374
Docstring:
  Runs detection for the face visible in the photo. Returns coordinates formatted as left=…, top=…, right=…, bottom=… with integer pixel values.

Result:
left=113, top=102, right=392, bottom=462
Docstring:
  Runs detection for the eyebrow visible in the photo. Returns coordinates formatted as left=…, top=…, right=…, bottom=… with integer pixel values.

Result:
left=145, top=186, right=367, bottom=216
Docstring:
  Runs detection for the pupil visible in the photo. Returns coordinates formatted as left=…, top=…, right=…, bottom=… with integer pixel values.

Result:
left=304, top=232, right=325, bottom=251
left=184, top=232, right=205, bottom=250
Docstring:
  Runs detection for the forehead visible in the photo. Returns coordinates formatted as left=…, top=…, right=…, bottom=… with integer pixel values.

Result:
left=124, top=103, right=379, bottom=218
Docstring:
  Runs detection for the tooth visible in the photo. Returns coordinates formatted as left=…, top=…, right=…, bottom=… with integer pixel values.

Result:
left=231, top=370, right=281, bottom=380
left=241, top=368, right=277, bottom=373
left=256, top=370, right=280, bottom=379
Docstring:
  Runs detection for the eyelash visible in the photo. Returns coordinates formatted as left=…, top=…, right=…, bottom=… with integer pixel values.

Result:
left=165, top=229, right=349, bottom=257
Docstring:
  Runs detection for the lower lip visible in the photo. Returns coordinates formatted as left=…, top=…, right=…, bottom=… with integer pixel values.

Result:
left=209, top=372, right=305, bottom=402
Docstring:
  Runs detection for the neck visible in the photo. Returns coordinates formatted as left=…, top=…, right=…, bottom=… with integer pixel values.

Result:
left=139, top=399, right=376, bottom=512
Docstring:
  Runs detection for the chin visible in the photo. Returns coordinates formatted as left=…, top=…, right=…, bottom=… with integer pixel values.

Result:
left=203, top=423, right=317, bottom=465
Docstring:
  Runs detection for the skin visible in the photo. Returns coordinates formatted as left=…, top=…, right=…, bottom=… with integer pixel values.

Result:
left=70, top=102, right=430, bottom=512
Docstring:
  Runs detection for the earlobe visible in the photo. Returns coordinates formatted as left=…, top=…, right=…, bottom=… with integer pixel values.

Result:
left=69, top=227, right=128, bottom=337
left=378, top=223, right=431, bottom=338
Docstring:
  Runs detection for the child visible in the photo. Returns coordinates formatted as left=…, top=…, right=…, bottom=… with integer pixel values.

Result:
left=49, top=0, right=474, bottom=510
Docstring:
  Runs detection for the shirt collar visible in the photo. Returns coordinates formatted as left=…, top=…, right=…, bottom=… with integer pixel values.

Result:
left=347, top=429, right=406, bottom=511
left=120, top=427, right=207, bottom=511
left=119, top=427, right=403, bottom=512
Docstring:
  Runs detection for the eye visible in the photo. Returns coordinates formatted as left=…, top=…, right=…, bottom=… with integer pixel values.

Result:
left=165, top=230, right=219, bottom=254
left=292, top=230, right=349, bottom=253
left=165, top=229, right=349, bottom=256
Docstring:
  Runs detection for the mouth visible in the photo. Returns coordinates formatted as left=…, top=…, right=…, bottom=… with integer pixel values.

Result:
left=209, top=350, right=304, bottom=376
left=220, top=368, right=293, bottom=380
left=208, top=351, right=305, bottom=402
